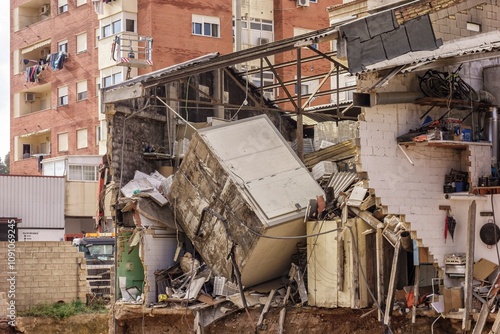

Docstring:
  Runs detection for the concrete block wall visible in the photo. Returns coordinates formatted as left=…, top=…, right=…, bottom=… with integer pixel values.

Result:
left=0, top=241, right=88, bottom=311
left=356, top=72, right=493, bottom=269
left=418, top=0, right=499, bottom=42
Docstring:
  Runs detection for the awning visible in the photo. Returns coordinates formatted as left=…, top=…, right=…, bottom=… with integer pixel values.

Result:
left=20, top=128, right=50, bottom=138
left=22, top=39, right=51, bottom=55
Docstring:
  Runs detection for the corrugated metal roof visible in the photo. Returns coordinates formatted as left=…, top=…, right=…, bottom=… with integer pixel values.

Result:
left=363, top=30, right=500, bottom=73
left=0, top=175, right=65, bottom=229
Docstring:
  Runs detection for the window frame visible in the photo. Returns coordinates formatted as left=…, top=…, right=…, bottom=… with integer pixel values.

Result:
left=58, top=86, right=69, bottom=106
left=58, top=40, right=68, bottom=53
left=76, top=80, right=88, bottom=101
left=58, top=132, right=69, bottom=152
left=76, top=128, right=88, bottom=149
left=68, top=165, right=98, bottom=182
left=192, top=15, right=220, bottom=38
left=76, top=33, right=87, bottom=53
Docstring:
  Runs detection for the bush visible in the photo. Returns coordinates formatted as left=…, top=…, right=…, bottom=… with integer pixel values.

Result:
left=20, top=300, right=107, bottom=319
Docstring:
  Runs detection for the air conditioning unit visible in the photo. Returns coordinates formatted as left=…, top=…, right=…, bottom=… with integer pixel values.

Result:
left=258, top=38, right=270, bottom=45
left=297, top=0, right=310, bottom=7
left=40, top=4, right=50, bottom=16
left=25, top=92, right=36, bottom=103
left=40, top=47, right=51, bottom=58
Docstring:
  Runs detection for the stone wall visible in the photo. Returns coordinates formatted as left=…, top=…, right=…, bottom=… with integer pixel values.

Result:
left=0, top=241, right=88, bottom=312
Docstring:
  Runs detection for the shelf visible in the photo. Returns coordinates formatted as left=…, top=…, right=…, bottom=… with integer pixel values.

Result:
left=472, top=187, right=500, bottom=195
left=143, top=153, right=171, bottom=160
left=399, top=140, right=491, bottom=150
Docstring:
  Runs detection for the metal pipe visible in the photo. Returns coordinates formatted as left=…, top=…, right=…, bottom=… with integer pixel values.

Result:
left=353, top=92, right=425, bottom=107
left=491, top=106, right=498, bottom=168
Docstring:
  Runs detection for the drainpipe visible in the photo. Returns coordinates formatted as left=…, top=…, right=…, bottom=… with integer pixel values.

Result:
left=352, top=92, right=425, bottom=107
left=488, top=107, right=498, bottom=169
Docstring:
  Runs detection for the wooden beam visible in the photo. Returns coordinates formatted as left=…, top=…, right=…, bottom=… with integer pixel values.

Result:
left=464, top=200, right=476, bottom=331
left=278, top=308, right=286, bottom=334
left=257, top=289, right=276, bottom=329
left=489, top=304, right=500, bottom=333
left=412, top=265, right=420, bottom=324
left=384, top=238, right=401, bottom=327
left=376, top=226, right=384, bottom=322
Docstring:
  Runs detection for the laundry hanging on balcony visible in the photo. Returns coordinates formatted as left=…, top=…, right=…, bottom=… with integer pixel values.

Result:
left=49, top=52, right=67, bottom=71
left=25, top=65, right=45, bottom=83
left=92, top=0, right=103, bottom=15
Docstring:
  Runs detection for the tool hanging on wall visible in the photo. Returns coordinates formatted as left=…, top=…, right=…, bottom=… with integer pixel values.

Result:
left=479, top=219, right=500, bottom=248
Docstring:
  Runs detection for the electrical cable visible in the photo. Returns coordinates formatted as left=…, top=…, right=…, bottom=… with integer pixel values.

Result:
left=230, top=66, right=249, bottom=121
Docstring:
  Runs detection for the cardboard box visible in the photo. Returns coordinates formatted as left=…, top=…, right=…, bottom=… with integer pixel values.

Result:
left=444, top=287, right=463, bottom=313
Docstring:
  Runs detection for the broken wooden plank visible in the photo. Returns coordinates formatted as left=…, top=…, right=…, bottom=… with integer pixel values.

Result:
left=383, top=238, right=401, bottom=327
left=278, top=307, right=286, bottom=334
left=350, top=207, right=382, bottom=230
left=473, top=298, right=492, bottom=334
left=412, top=265, right=420, bottom=324
left=464, top=201, right=476, bottom=331
left=256, top=289, right=276, bottom=329
left=294, top=267, right=308, bottom=305
left=489, top=305, right=500, bottom=333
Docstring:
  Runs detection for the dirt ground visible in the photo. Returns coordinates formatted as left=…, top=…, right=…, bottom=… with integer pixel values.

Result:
left=119, top=306, right=495, bottom=334
left=4, top=307, right=493, bottom=334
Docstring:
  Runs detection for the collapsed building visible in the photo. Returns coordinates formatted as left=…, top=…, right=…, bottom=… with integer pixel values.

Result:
left=101, top=0, right=500, bottom=332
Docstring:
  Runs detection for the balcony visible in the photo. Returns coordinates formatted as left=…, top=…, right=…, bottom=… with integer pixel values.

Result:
left=15, top=84, right=51, bottom=117
left=14, top=1, right=51, bottom=32
left=14, top=129, right=51, bottom=162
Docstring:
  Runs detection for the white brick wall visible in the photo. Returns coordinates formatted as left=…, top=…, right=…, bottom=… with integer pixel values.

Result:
left=357, top=91, right=494, bottom=270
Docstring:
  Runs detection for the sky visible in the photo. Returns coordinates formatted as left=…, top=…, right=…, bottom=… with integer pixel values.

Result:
left=0, top=2, right=9, bottom=162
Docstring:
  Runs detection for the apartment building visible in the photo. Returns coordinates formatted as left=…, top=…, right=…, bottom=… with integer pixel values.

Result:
left=9, top=0, right=339, bottom=235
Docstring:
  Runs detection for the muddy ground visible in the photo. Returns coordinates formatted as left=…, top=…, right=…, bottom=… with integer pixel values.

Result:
left=3, top=307, right=493, bottom=334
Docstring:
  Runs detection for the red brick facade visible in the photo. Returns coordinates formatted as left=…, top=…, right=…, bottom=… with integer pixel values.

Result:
left=11, top=0, right=340, bottom=175
left=10, top=0, right=100, bottom=175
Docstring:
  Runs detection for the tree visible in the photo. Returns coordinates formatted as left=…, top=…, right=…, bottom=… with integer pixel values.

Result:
left=0, top=152, right=9, bottom=174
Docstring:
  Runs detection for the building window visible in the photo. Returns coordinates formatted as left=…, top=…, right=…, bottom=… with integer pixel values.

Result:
left=58, top=0, right=68, bottom=14
left=310, top=0, right=317, bottom=2
left=76, top=33, right=87, bottom=53
left=22, top=144, right=31, bottom=159
left=102, top=72, right=122, bottom=88
left=102, top=19, right=122, bottom=38
left=58, top=86, right=68, bottom=106
left=76, top=0, right=87, bottom=6
left=192, top=15, right=220, bottom=38
left=68, top=165, right=98, bottom=181
left=125, top=19, right=135, bottom=32
left=58, top=133, right=68, bottom=152
left=58, top=40, right=68, bottom=53
left=250, top=18, right=273, bottom=32
left=77, top=81, right=88, bottom=101
left=77, top=128, right=88, bottom=149
left=295, top=83, right=309, bottom=95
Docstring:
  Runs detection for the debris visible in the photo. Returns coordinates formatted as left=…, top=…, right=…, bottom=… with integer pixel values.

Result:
left=256, top=289, right=276, bottom=329
left=180, top=252, right=201, bottom=274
